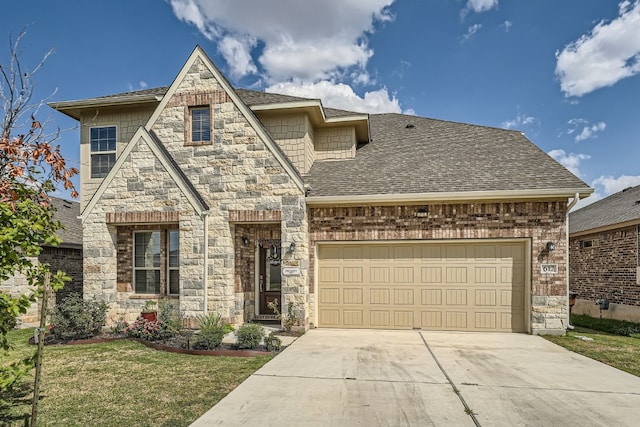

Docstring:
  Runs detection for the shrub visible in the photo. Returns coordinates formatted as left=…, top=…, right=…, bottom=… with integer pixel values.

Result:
left=193, top=313, right=226, bottom=350
left=265, top=331, right=281, bottom=352
left=125, top=317, right=170, bottom=341
left=158, top=298, right=182, bottom=336
left=49, top=294, right=108, bottom=341
left=571, top=314, right=640, bottom=337
left=236, top=323, right=264, bottom=349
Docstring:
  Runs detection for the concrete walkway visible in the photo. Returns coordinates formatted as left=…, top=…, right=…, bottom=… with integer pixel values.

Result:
left=191, top=329, right=640, bottom=426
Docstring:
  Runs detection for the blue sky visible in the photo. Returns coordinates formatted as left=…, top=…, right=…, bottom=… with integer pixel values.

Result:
left=3, top=0, right=640, bottom=209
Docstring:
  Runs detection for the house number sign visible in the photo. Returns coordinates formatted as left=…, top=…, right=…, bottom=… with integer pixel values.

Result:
left=540, top=264, right=558, bottom=274
left=282, top=267, right=301, bottom=276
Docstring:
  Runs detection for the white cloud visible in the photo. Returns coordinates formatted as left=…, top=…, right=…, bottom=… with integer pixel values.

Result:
left=168, top=0, right=407, bottom=114
left=462, top=0, right=499, bottom=17
left=219, top=35, right=258, bottom=78
left=139, top=81, right=148, bottom=89
left=168, top=0, right=394, bottom=81
left=462, top=24, right=482, bottom=42
left=547, top=149, right=590, bottom=178
left=501, top=113, right=538, bottom=130
left=502, top=20, right=512, bottom=32
left=574, top=174, right=640, bottom=210
left=555, top=0, right=640, bottom=97
left=565, top=118, right=606, bottom=142
left=267, top=81, right=411, bottom=114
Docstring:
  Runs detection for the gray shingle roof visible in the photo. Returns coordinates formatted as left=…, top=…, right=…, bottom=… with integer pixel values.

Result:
left=569, top=185, right=640, bottom=234
left=305, top=113, right=590, bottom=197
left=49, top=198, right=81, bottom=248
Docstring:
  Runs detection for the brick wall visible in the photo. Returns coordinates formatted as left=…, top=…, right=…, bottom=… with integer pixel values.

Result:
left=569, top=225, right=639, bottom=306
left=309, top=201, right=569, bottom=333
left=39, top=247, right=83, bottom=304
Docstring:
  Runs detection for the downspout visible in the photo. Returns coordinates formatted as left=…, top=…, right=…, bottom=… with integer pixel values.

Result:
left=566, top=193, right=580, bottom=329
left=202, top=212, right=209, bottom=315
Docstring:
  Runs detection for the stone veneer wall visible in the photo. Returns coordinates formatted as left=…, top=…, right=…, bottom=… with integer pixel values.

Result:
left=309, top=201, right=569, bottom=334
left=83, top=56, right=309, bottom=327
left=569, top=225, right=640, bottom=320
left=314, top=127, right=356, bottom=161
left=79, top=106, right=156, bottom=210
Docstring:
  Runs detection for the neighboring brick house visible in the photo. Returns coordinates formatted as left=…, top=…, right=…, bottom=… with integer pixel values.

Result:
left=0, top=197, right=82, bottom=324
left=50, top=46, right=591, bottom=335
left=569, top=185, right=640, bottom=322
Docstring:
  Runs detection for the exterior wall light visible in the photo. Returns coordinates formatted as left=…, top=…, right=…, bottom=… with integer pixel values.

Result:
left=288, top=242, right=296, bottom=254
left=242, top=236, right=249, bottom=246
left=546, top=241, right=555, bottom=252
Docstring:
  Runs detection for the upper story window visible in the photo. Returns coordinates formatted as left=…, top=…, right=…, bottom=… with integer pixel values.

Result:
left=90, top=126, right=116, bottom=178
left=190, top=107, right=211, bottom=143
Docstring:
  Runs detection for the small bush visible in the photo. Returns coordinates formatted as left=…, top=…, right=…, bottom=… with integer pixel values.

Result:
left=193, top=313, right=226, bottom=350
left=265, top=331, right=281, bottom=352
left=157, top=298, right=182, bottom=336
left=236, top=323, right=264, bottom=349
left=194, top=328, right=225, bottom=349
left=125, top=317, right=170, bottom=341
left=49, top=294, right=108, bottom=341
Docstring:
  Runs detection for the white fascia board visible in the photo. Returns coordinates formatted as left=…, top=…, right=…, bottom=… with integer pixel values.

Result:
left=306, top=188, right=594, bottom=206
left=49, top=94, right=159, bottom=111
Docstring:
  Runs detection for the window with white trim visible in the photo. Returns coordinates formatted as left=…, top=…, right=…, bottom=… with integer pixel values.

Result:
left=90, top=126, right=116, bottom=178
left=190, top=107, right=211, bottom=143
left=133, top=230, right=179, bottom=295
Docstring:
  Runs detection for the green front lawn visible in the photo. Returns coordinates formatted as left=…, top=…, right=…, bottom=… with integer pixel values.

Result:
left=1, top=328, right=271, bottom=426
left=545, top=320, right=640, bottom=378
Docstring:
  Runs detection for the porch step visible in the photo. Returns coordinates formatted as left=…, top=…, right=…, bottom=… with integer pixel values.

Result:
left=254, top=315, right=279, bottom=321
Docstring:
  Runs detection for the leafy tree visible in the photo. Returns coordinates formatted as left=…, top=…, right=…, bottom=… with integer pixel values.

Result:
left=0, top=29, right=78, bottom=399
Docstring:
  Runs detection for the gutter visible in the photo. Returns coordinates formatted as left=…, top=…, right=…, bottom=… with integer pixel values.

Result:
left=566, top=193, right=580, bottom=329
left=306, top=188, right=593, bottom=206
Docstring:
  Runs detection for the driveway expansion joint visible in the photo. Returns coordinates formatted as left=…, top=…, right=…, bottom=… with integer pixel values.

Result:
left=420, top=332, right=482, bottom=427
left=253, top=372, right=448, bottom=385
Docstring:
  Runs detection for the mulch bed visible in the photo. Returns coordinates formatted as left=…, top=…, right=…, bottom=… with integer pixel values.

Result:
left=35, top=335, right=279, bottom=357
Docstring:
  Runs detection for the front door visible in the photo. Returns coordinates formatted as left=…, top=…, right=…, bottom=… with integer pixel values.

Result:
left=258, top=242, right=282, bottom=315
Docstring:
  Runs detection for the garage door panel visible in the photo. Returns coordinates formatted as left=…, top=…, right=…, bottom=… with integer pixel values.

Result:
left=475, top=266, right=497, bottom=283
left=421, top=289, right=442, bottom=305
left=343, top=267, right=363, bottom=283
left=394, top=311, right=414, bottom=328
left=370, top=267, right=390, bottom=283
left=421, top=266, right=442, bottom=283
left=446, top=267, right=467, bottom=283
left=394, top=267, right=414, bottom=283
left=421, top=311, right=442, bottom=328
left=317, top=241, right=527, bottom=332
left=445, top=289, right=467, bottom=305
left=319, top=288, right=340, bottom=304
left=370, top=288, right=390, bottom=304
left=343, top=310, right=363, bottom=326
left=370, top=310, right=390, bottom=327
left=393, top=289, right=415, bottom=305
left=475, top=289, right=497, bottom=306
left=343, top=288, right=363, bottom=304
left=319, top=309, right=340, bottom=326
left=446, top=312, right=467, bottom=328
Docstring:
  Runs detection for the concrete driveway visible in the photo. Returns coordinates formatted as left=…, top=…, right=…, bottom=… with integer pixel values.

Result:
left=191, top=329, right=640, bottom=426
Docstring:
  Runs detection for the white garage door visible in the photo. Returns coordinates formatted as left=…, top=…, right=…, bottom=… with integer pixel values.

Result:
left=317, top=241, right=526, bottom=332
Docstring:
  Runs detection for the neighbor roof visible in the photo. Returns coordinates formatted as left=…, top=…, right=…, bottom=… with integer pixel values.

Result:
left=305, top=113, right=590, bottom=199
left=49, top=198, right=82, bottom=248
left=569, top=185, right=640, bottom=234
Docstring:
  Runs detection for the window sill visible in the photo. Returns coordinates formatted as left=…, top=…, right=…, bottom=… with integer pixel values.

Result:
left=184, top=140, right=212, bottom=146
left=129, top=295, right=179, bottom=300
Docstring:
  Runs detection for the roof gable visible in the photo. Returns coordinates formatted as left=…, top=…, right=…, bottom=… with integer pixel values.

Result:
left=80, top=126, right=209, bottom=222
left=145, top=46, right=304, bottom=193
left=570, top=185, right=640, bottom=234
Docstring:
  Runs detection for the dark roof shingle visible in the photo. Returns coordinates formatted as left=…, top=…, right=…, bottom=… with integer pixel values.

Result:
left=305, top=113, right=590, bottom=197
left=569, top=185, right=640, bottom=234
left=49, top=198, right=81, bottom=248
